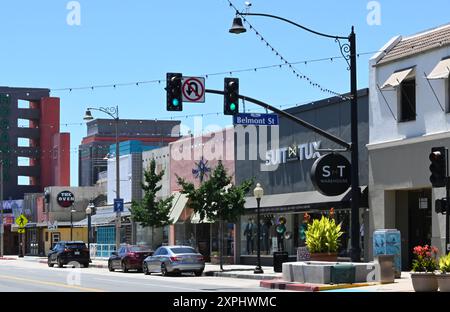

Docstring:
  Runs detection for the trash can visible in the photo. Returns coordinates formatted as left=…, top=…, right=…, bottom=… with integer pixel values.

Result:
left=374, top=254, right=395, bottom=284
left=273, top=251, right=289, bottom=273
left=331, top=264, right=355, bottom=284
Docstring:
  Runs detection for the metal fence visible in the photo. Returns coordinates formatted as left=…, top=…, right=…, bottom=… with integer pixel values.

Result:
left=89, top=243, right=116, bottom=259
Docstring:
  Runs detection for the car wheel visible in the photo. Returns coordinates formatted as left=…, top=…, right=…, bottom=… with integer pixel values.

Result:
left=48, top=259, right=54, bottom=268
left=57, top=257, right=64, bottom=268
left=194, top=270, right=203, bottom=277
left=108, top=261, right=115, bottom=272
left=121, top=261, right=128, bottom=273
left=143, top=263, right=150, bottom=275
left=161, top=263, right=169, bottom=276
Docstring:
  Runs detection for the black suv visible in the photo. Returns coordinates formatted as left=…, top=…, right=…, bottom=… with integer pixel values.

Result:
left=48, top=241, right=90, bottom=268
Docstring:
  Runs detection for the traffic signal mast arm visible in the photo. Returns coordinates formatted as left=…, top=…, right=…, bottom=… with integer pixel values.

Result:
left=205, top=88, right=351, bottom=150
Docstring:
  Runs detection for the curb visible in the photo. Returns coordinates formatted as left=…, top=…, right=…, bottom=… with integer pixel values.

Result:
left=260, top=279, right=380, bottom=292
left=0, top=257, right=16, bottom=260
left=204, top=271, right=281, bottom=280
left=38, top=260, right=107, bottom=268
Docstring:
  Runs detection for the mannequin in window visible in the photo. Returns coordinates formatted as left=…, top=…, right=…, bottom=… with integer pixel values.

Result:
left=276, top=217, right=287, bottom=252
left=243, top=218, right=255, bottom=254
left=299, top=213, right=310, bottom=247
left=260, top=219, right=269, bottom=254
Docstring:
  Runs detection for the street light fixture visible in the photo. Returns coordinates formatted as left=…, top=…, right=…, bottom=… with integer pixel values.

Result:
left=70, top=208, right=76, bottom=241
left=86, top=202, right=94, bottom=262
left=229, top=13, right=361, bottom=262
left=253, top=183, right=264, bottom=274
left=84, top=106, right=121, bottom=252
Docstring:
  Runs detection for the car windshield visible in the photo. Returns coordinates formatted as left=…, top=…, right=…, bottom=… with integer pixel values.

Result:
left=170, top=247, right=196, bottom=254
left=66, top=243, right=86, bottom=249
left=130, top=246, right=151, bottom=252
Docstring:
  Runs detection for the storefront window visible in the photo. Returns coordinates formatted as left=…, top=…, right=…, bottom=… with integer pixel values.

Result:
left=240, top=210, right=351, bottom=256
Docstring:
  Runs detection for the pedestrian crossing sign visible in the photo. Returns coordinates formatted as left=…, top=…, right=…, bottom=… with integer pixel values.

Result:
left=15, top=214, right=28, bottom=228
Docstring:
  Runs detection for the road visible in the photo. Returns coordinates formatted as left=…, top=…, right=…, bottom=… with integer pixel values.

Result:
left=0, top=260, right=283, bottom=292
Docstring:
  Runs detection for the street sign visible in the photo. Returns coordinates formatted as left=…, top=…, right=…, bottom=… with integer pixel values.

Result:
left=48, top=221, right=58, bottom=231
left=15, top=214, right=28, bottom=228
left=182, top=77, right=205, bottom=103
left=233, top=113, right=279, bottom=126
left=114, top=198, right=124, bottom=213
left=18, top=228, right=25, bottom=234
left=311, top=153, right=351, bottom=196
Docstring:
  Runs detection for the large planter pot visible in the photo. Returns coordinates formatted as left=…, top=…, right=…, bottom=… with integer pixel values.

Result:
left=309, top=252, right=338, bottom=262
left=436, top=273, right=450, bottom=292
left=410, top=272, right=438, bottom=292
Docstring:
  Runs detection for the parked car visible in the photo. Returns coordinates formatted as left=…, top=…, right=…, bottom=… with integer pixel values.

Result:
left=48, top=241, right=90, bottom=268
left=108, top=245, right=153, bottom=273
left=143, top=245, right=205, bottom=276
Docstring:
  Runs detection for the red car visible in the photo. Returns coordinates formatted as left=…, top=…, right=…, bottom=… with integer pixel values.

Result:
left=108, top=245, right=153, bottom=272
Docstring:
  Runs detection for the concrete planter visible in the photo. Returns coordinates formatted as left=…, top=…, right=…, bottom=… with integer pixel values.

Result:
left=436, top=273, right=450, bottom=292
left=410, top=272, right=438, bottom=292
left=309, top=253, right=338, bottom=262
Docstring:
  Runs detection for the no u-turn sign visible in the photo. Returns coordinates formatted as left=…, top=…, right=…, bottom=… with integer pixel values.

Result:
left=182, top=77, right=205, bottom=103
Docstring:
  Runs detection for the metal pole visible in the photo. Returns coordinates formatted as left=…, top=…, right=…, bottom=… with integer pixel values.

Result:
left=446, top=148, right=449, bottom=253
left=0, top=160, right=3, bottom=258
left=70, top=211, right=73, bottom=241
left=115, top=106, right=121, bottom=251
left=254, top=198, right=263, bottom=274
left=88, top=212, right=91, bottom=261
left=349, top=27, right=361, bottom=262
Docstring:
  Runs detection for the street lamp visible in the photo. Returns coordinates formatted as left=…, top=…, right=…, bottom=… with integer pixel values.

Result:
left=84, top=106, right=121, bottom=251
left=86, top=202, right=94, bottom=261
left=230, top=13, right=361, bottom=262
left=253, top=183, right=264, bottom=274
left=70, top=208, right=76, bottom=241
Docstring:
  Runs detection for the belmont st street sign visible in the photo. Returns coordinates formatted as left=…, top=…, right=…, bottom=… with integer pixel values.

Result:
left=233, top=113, right=279, bottom=126
left=311, top=153, right=351, bottom=196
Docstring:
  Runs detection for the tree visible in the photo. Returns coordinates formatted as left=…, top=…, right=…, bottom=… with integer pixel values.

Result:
left=177, top=160, right=253, bottom=271
left=130, top=158, right=173, bottom=249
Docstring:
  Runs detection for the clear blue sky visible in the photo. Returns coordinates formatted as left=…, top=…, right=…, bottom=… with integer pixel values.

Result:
left=1, top=0, right=449, bottom=186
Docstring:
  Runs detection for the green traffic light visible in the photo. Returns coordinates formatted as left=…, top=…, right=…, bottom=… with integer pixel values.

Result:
left=172, top=98, right=179, bottom=106
left=230, top=103, right=236, bottom=111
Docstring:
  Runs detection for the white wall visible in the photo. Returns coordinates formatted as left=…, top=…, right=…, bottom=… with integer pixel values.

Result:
left=107, top=155, right=132, bottom=204
left=369, top=39, right=450, bottom=145
left=142, top=146, right=170, bottom=199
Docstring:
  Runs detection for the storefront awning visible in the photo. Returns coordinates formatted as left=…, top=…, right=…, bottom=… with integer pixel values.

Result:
left=380, top=67, right=415, bottom=89
left=427, top=57, right=450, bottom=80
left=243, top=186, right=367, bottom=214
left=74, top=205, right=131, bottom=227
left=170, top=192, right=189, bottom=223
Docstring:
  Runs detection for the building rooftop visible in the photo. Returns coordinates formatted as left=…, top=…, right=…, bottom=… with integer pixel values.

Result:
left=377, top=23, right=450, bottom=66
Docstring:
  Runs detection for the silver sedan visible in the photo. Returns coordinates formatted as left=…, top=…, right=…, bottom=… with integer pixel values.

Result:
left=143, top=246, right=205, bottom=276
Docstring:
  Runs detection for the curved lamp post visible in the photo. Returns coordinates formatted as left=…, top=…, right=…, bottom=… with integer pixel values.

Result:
left=230, top=13, right=361, bottom=262
left=86, top=202, right=94, bottom=261
left=253, top=183, right=264, bottom=274
left=84, top=106, right=121, bottom=251
left=70, top=208, right=76, bottom=241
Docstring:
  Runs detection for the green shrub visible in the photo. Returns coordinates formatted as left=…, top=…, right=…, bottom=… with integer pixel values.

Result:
left=439, top=253, right=450, bottom=273
left=305, top=215, right=343, bottom=253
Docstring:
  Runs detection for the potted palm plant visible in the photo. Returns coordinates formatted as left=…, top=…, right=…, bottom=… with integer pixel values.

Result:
left=410, top=245, right=438, bottom=292
left=437, top=252, right=450, bottom=292
left=305, top=212, right=343, bottom=262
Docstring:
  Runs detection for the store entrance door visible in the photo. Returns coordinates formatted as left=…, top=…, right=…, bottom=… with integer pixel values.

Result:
left=408, top=189, right=432, bottom=268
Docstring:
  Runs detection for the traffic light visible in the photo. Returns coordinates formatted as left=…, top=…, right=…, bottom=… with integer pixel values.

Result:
left=166, top=73, right=183, bottom=111
left=224, top=77, right=239, bottom=115
left=429, top=147, right=447, bottom=188
left=435, top=198, right=448, bottom=214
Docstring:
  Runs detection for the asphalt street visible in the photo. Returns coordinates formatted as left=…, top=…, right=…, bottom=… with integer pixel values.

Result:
left=0, top=260, right=284, bottom=292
